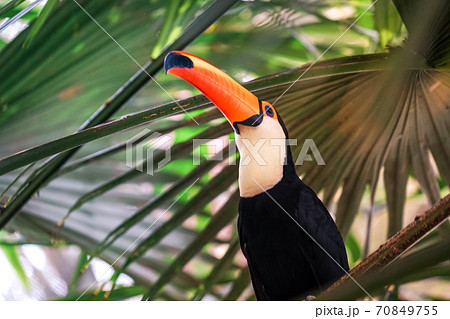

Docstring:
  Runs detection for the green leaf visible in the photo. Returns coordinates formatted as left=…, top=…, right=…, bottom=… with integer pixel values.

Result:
left=192, top=237, right=240, bottom=300
left=395, top=264, right=450, bottom=285
left=68, top=250, right=88, bottom=292
left=345, top=233, right=361, bottom=266
left=57, top=285, right=145, bottom=301
left=223, top=267, right=251, bottom=301
left=0, top=0, right=240, bottom=230
left=373, top=0, right=404, bottom=49
left=0, top=0, right=39, bottom=31
left=0, top=0, right=26, bottom=18
left=0, top=244, right=29, bottom=290
left=23, top=0, right=59, bottom=48
left=65, top=122, right=230, bottom=214
left=84, top=153, right=226, bottom=270
left=119, top=164, right=238, bottom=271
left=383, top=141, right=408, bottom=236
left=143, top=191, right=239, bottom=300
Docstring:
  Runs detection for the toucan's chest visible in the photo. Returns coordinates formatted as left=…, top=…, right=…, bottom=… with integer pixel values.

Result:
left=238, top=175, right=300, bottom=233
left=237, top=165, right=302, bottom=235
left=238, top=184, right=305, bottom=265
left=237, top=172, right=304, bottom=256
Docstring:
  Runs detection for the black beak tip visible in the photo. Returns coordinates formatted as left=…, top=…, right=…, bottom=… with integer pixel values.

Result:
left=164, top=52, right=194, bottom=74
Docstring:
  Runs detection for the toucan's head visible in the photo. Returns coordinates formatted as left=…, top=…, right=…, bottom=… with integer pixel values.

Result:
left=165, top=51, right=291, bottom=197
left=164, top=51, right=285, bottom=136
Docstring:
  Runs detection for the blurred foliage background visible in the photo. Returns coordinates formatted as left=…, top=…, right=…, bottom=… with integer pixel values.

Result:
left=0, top=0, right=449, bottom=300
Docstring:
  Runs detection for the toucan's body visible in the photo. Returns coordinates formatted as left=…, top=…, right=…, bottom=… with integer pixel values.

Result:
left=238, top=147, right=348, bottom=300
left=164, top=51, right=349, bottom=300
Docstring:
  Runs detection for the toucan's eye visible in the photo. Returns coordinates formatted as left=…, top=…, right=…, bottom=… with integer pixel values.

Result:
left=265, top=105, right=274, bottom=117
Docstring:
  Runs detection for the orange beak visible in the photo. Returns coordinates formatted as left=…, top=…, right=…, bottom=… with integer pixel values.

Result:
left=164, top=51, right=263, bottom=133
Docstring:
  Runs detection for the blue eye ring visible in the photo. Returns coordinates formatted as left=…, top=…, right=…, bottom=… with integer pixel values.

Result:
left=265, top=105, right=274, bottom=117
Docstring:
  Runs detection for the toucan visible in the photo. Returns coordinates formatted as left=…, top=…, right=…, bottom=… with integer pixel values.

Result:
left=164, top=51, right=349, bottom=300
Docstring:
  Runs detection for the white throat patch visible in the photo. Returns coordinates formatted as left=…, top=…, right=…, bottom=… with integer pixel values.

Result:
left=235, top=116, right=286, bottom=198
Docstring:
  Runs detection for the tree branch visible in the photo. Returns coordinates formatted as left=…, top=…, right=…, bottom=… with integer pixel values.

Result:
left=318, top=193, right=450, bottom=300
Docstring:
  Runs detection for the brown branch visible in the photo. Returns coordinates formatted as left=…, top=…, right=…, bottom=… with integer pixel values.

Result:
left=318, top=193, right=450, bottom=300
